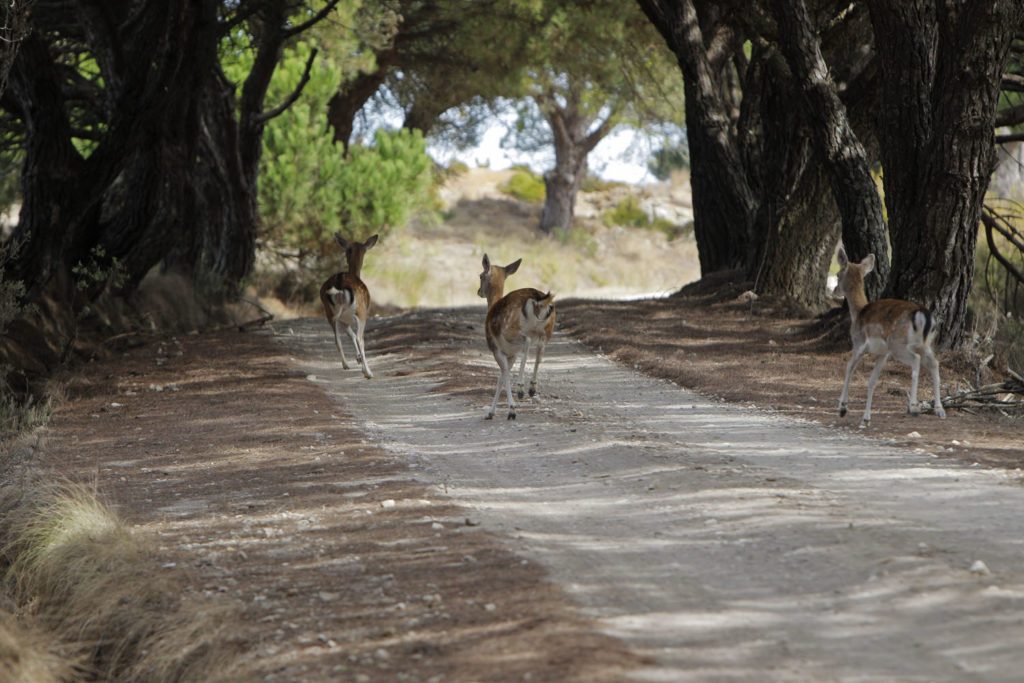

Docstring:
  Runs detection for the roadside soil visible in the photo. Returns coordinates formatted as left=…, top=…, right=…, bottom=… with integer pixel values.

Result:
left=21, top=286, right=1024, bottom=680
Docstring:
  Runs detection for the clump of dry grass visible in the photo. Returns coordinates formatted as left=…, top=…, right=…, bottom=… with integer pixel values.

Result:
left=3, top=482, right=240, bottom=682
left=0, top=608, right=78, bottom=683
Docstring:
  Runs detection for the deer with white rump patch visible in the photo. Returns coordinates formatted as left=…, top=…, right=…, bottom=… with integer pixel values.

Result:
left=834, top=246, right=946, bottom=427
left=478, top=254, right=556, bottom=420
left=319, top=233, right=378, bottom=379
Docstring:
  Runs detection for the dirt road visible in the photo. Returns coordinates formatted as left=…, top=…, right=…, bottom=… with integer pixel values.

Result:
left=280, top=308, right=1024, bottom=681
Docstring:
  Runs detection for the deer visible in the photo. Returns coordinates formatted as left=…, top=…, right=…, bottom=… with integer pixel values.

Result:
left=319, top=233, right=378, bottom=379
left=833, top=246, right=946, bottom=428
left=477, top=254, right=556, bottom=420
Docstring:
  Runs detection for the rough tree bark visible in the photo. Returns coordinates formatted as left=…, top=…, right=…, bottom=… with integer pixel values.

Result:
left=868, top=0, right=1024, bottom=348
left=636, top=0, right=755, bottom=274
left=768, top=0, right=889, bottom=301
left=0, top=0, right=32, bottom=99
left=743, top=48, right=841, bottom=311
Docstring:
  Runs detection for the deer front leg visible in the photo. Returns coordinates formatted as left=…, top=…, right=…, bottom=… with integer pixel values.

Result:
left=862, top=352, right=891, bottom=428
left=487, top=353, right=516, bottom=420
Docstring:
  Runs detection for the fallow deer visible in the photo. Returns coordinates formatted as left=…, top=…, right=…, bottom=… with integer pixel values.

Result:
left=477, top=254, right=556, bottom=420
left=834, top=246, right=946, bottom=427
left=319, top=233, right=378, bottom=379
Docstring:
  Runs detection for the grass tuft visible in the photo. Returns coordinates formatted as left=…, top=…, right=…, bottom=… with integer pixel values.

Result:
left=3, top=483, right=239, bottom=682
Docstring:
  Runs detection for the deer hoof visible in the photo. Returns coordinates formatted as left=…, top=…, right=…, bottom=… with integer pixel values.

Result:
left=516, top=388, right=525, bottom=400
left=484, top=412, right=494, bottom=420
left=507, top=411, right=516, bottom=420
left=838, top=404, right=848, bottom=417
left=936, top=407, right=947, bottom=419
left=529, top=386, right=536, bottom=398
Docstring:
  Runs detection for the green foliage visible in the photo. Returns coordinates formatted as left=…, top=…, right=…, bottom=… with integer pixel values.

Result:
left=71, top=245, right=126, bottom=292
left=601, top=194, right=688, bottom=240
left=250, top=43, right=435, bottom=254
left=602, top=195, right=648, bottom=228
left=499, top=167, right=545, bottom=203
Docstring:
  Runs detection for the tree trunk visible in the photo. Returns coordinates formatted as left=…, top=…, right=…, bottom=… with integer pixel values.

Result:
left=738, top=45, right=838, bottom=311
left=768, top=0, right=889, bottom=301
left=636, top=0, right=755, bottom=274
left=0, top=0, right=31, bottom=99
left=536, top=85, right=610, bottom=235
left=868, top=0, right=1023, bottom=348
left=327, top=66, right=391, bottom=151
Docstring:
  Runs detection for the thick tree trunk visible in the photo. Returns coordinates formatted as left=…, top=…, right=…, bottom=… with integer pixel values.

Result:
left=768, top=0, right=889, bottom=301
left=636, top=0, right=755, bottom=274
left=0, top=0, right=31, bottom=99
left=739, top=46, right=838, bottom=311
left=868, top=0, right=1023, bottom=348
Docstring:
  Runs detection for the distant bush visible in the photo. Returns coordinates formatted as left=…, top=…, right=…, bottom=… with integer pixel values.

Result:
left=601, top=195, right=648, bottom=228
left=446, top=160, right=470, bottom=176
left=499, top=166, right=545, bottom=203
left=601, top=195, right=689, bottom=240
left=581, top=175, right=622, bottom=193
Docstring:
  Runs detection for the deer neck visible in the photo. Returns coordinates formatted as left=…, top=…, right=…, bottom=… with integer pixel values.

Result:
left=845, top=276, right=870, bottom=320
left=346, top=251, right=366, bottom=278
left=485, top=272, right=506, bottom=307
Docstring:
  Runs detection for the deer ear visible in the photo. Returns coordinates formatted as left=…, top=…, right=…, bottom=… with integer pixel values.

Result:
left=863, top=253, right=876, bottom=273
left=837, top=246, right=849, bottom=267
left=505, top=258, right=522, bottom=275
left=334, top=233, right=349, bottom=248
left=482, top=253, right=491, bottom=270
left=364, top=234, right=379, bottom=250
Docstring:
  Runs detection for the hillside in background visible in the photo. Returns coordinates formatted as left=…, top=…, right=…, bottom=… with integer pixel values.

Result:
left=324, top=168, right=699, bottom=311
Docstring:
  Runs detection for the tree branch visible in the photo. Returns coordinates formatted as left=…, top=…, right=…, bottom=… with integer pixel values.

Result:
left=258, top=48, right=318, bottom=125
left=283, top=0, right=344, bottom=40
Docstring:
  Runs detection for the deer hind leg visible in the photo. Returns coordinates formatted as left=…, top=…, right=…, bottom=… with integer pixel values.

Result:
left=350, top=317, right=373, bottom=379
left=839, top=346, right=867, bottom=417
left=923, top=350, right=946, bottom=418
left=905, top=351, right=922, bottom=416
left=529, top=338, right=546, bottom=400
left=516, top=339, right=531, bottom=399
left=330, top=314, right=352, bottom=370
left=487, top=352, right=516, bottom=420
left=862, top=352, right=891, bottom=428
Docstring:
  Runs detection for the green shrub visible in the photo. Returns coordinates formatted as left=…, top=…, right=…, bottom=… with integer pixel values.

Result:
left=601, top=195, right=648, bottom=228
left=499, top=167, right=546, bottom=203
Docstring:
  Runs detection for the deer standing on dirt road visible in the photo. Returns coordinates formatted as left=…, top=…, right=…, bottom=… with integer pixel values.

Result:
left=478, top=254, right=556, bottom=420
left=319, top=233, right=378, bottom=379
left=833, top=246, right=946, bottom=428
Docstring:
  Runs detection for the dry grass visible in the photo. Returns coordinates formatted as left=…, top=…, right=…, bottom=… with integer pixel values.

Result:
left=0, top=609, right=78, bottom=683
left=2, top=480, right=240, bottom=682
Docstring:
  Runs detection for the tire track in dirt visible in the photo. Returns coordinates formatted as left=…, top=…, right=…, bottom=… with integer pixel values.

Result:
left=278, top=309, right=1024, bottom=682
